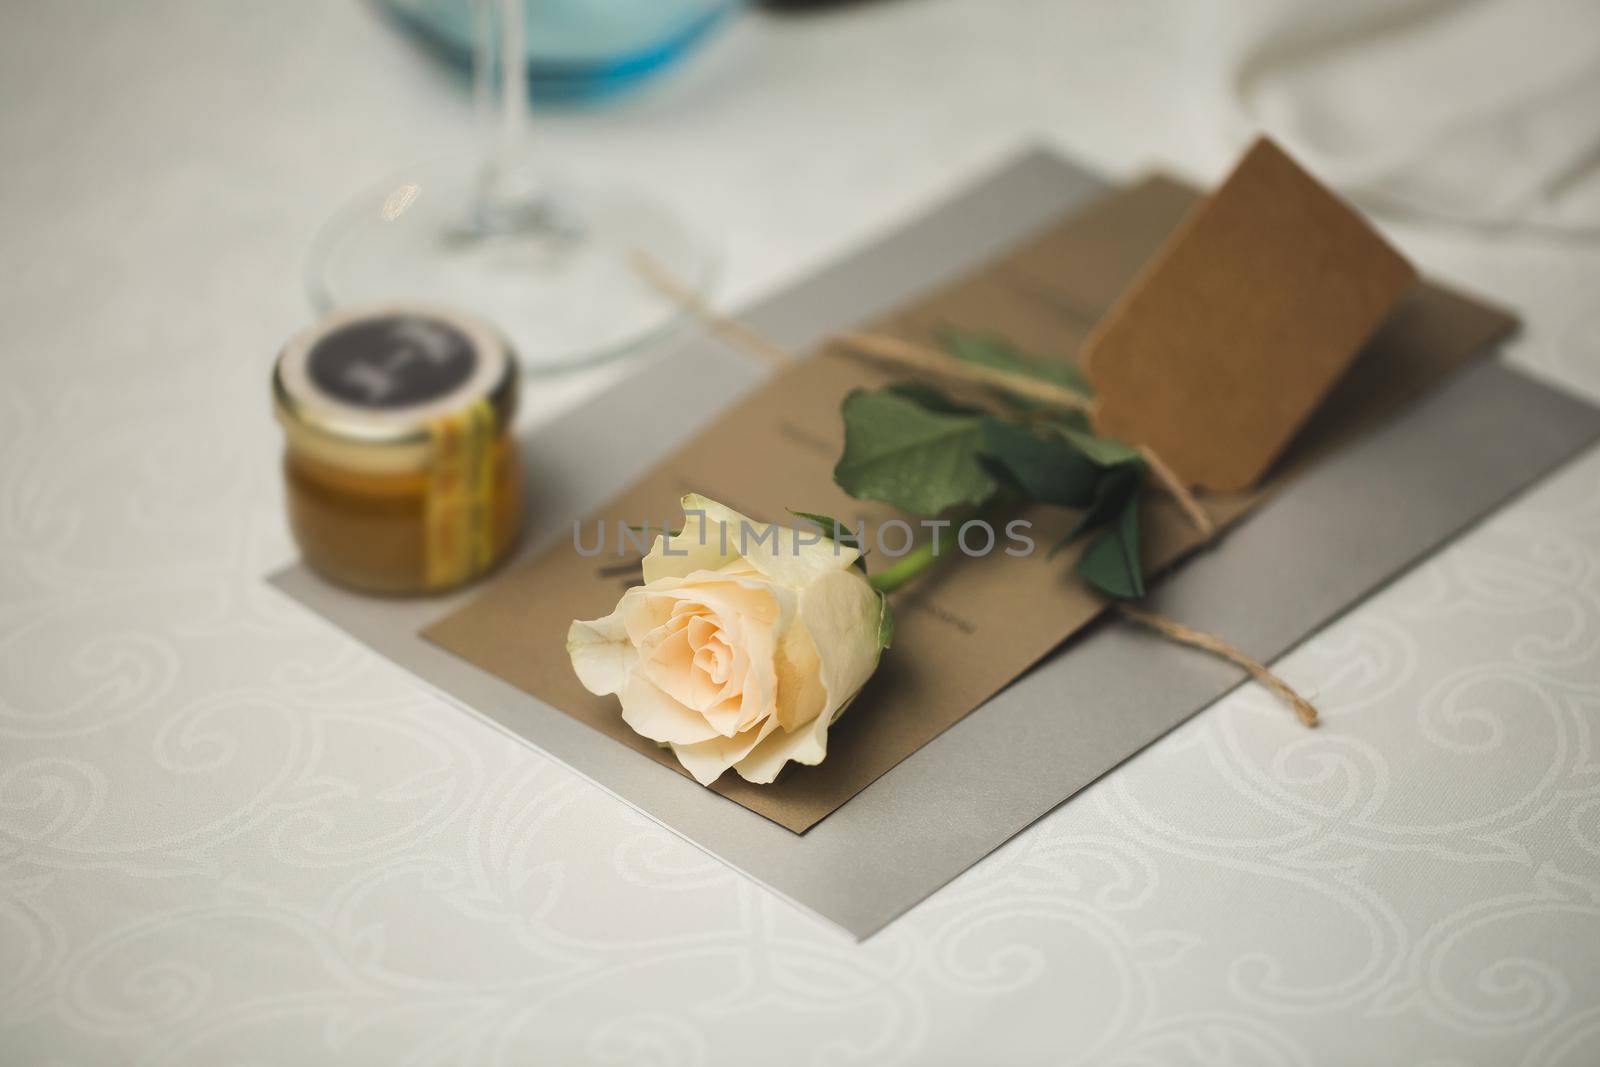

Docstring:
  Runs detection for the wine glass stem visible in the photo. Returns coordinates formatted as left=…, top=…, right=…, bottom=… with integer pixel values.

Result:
left=472, top=0, right=545, bottom=223
left=495, top=0, right=529, bottom=160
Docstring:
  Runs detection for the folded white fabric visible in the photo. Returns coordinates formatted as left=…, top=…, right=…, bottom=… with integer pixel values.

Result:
left=1216, top=0, right=1600, bottom=233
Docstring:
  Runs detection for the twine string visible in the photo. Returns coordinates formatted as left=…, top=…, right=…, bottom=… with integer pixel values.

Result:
left=833, top=331, right=1095, bottom=412
left=830, top=332, right=1212, bottom=535
left=631, top=251, right=791, bottom=368
left=1136, top=444, right=1216, bottom=539
left=630, top=251, right=1321, bottom=730
left=1117, top=604, right=1320, bottom=728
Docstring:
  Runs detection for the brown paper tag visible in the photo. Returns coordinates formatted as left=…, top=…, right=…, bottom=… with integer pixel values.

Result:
left=1082, top=138, right=1419, bottom=492
left=423, top=174, right=1512, bottom=834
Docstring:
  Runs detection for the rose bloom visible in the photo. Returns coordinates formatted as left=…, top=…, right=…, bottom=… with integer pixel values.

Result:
left=567, top=495, right=885, bottom=785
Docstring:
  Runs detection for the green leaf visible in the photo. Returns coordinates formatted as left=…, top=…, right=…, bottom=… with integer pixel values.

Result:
left=788, top=510, right=859, bottom=548
left=941, top=329, right=1094, bottom=396
left=1051, top=464, right=1143, bottom=555
left=1055, top=425, right=1143, bottom=468
left=884, top=380, right=983, bottom=415
left=789, top=509, right=869, bottom=575
left=834, top=388, right=998, bottom=516
left=977, top=417, right=1098, bottom=507
left=875, top=590, right=895, bottom=650
left=1075, top=491, right=1145, bottom=599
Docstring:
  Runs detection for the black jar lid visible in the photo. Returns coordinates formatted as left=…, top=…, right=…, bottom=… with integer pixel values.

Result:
left=273, top=304, right=517, bottom=472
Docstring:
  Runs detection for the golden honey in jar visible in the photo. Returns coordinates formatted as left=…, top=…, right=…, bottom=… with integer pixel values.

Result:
left=273, top=304, right=523, bottom=595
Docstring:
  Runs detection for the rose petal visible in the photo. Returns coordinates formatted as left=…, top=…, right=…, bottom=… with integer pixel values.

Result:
left=653, top=572, right=789, bottom=730
left=733, top=568, right=882, bottom=783
left=680, top=493, right=861, bottom=588
left=620, top=583, right=678, bottom=645
left=642, top=511, right=738, bottom=583
left=670, top=715, right=781, bottom=786
left=620, top=673, right=722, bottom=745
left=573, top=509, right=873, bottom=790
left=565, top=607, right=636, bottom=696
left=697, top=693, right=748, bottom=738
left=734, top=689, right=865, bottom=784
left=639, top=620, right=711, bottom=715
left=656, top=572, right=785, bottom=629
left=799, top=568, right=883, bottom=714
left=773, top=618, right=826, bottom=733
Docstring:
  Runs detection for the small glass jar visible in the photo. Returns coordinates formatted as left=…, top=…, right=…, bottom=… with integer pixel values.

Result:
left=273, top=304, right=523, bottom=595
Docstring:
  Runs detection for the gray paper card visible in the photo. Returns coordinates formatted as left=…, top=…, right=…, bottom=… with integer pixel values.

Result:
left=270, top=149, right=1600, bottom=940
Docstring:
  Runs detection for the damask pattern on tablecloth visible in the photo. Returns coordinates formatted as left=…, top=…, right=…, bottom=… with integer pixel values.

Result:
left=3, top=0, right=1600, bottom=1061
left=3, top=310, right=1598, bottom=1064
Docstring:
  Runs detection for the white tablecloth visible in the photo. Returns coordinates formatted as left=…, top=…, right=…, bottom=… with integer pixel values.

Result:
left=3, top=2, right=1599, bottom=1063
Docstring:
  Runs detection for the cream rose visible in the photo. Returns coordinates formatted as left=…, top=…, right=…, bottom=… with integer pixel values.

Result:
left=567, top=494, right=887, bottom=785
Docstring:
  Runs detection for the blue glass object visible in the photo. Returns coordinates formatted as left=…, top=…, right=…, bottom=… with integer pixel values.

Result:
left=380, top=0, right=742, bottom=102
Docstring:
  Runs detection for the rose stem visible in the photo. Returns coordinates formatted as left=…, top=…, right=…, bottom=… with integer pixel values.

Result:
left=869, top=523, right=962, bottom=594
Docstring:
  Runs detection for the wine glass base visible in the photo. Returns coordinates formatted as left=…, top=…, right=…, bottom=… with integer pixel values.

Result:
left=306, top=160, right=716, bottom=375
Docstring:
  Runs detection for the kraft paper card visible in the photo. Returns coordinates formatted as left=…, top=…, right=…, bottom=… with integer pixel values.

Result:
left=1083, top=138, right=1420, bottom=492
left=271, top=149, right=1600, bottom=938
left=422, top=155, right=1514, bottom=834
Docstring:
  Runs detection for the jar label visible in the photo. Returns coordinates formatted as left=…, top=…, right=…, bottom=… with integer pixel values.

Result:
left=424, top=399, right=496, bottom=589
